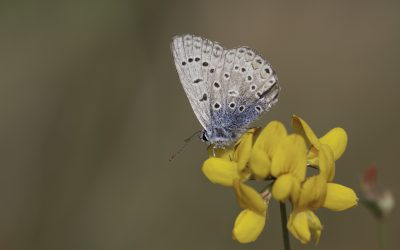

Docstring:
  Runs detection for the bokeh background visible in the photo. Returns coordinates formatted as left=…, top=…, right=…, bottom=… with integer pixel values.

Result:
left=0, top=0, right=399, bottom=249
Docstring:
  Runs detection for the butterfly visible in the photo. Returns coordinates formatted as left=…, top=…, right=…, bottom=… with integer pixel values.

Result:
left=171, top=34, right=280, bottom=148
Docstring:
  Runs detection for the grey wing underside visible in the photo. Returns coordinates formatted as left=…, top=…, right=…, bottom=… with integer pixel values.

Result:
left=208, top=43, right=280, bottom=140
left=171, top=34, right=280, bottom=143
left=171, top=34, right=217, bottom=130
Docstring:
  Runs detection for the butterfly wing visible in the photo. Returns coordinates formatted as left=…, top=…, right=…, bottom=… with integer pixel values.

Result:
left=171, top=34, right=215, bottom=130
left=171, top=34, right=280, bottom=146
left=208, top=45, right=280, bottom=145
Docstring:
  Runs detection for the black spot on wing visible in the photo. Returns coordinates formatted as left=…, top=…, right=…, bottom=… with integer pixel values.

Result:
left=199, top=93, right=207, bottom=102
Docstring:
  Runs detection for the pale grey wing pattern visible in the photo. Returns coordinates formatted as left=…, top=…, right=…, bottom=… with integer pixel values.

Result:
left=208, top=45, right=280, bottom=144
left=228, top=47, right=280, bottom=127
left=171, top=35, right=213, bottom=130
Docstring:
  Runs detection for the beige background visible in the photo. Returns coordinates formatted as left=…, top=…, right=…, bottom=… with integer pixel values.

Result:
left=0, top=0, right=399, bottom=249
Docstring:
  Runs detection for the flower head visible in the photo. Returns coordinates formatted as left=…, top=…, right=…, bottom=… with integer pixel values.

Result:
left=200, top=116, right=357, bottom=244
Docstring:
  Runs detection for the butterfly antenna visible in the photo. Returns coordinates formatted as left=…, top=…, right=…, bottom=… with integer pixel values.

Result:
left=169, top=130, right=202, bottom=162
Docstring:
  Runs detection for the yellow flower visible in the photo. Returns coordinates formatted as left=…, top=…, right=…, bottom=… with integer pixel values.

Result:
left=291, top=116, right=357, bottom=211
left=292, top=115, right=348, bottom=181
left=285, top=115, right=357, bottom=244
left=288, top=210, right=322, bottom=244
left=200, top=116, right=357, bottom=245
left=202, top=130, right=255, bottom=186
left=232, top=180, right=269, bottom=243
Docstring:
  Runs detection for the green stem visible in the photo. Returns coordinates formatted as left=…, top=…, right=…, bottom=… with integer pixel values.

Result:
left=279, top=202, right=291, bottom=250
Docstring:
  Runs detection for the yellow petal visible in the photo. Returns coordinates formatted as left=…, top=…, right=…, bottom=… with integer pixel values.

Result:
left=272, top=174, right=294, bottom=201
left=307, top=211, right=323, bottom=244
left=234, top=130, right=254, bottom=171
left=323, top=183, right=358, bottom=211
left=202, top=158, right=239, bottom=186
left=258, top=121, right=287, bottom=156
left=288, top=211, right=310, bottom=244
left=234, top=181, right=266, bottom=214
left=233, top=209, right=266, bottom=243
left=318, top=145, right=335, bottom=182
left=292, top=115, right=321, bottom=150
left=271, top=134, right=307, bottom=181
left=319, top=127, right=348, bottom=160
left=298, top=176, right=327, bottom=210
left=290, top=178, right=302, bottom=204
left=249, top=148, right=271, bottom=179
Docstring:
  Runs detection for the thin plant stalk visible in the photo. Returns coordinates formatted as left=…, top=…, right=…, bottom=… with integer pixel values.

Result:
left=279, top=202, right=291, bottom=250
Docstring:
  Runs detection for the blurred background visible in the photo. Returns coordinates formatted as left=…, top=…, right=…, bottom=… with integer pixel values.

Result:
left=0, top=0, right=399, bottom=249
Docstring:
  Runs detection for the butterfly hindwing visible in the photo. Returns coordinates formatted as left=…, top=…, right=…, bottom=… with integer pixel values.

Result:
left=226, top=47, right=280, bottom=131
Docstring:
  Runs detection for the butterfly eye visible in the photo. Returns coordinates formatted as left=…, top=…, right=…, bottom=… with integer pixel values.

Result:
left=201, top=131, right=209, bottom=142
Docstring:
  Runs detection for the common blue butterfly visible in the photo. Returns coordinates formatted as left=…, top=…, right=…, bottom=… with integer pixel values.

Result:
left=171, top=34, right=280, bottom=148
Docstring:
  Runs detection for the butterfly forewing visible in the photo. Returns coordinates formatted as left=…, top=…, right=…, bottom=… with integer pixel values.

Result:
left=171, top=35, right=211, bottom=130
